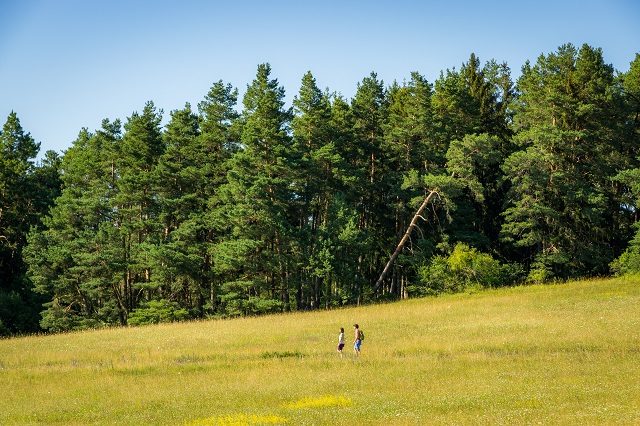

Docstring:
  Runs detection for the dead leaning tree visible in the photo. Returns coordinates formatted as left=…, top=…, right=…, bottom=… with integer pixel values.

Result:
left=373, top=189, right=439, bottom=294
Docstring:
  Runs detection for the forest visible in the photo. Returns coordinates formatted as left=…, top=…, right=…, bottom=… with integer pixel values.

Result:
left=1, top=43, right=639, bottom=335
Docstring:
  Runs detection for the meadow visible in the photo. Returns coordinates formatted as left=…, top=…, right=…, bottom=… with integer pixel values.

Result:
left=1, top=276, right=639, bottom=425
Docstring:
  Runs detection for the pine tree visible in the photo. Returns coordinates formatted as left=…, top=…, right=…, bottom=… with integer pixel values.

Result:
left=290, top=71, right=332, bottom=308
left=290, top=71, right=361, bottom=308
left=116, top=101, right=164, bottom=318
left=0, top=112, right=46, bottom=334
left=196, top=81, right=241, bottom=314
left=325, top=94, right=369, bottom=304
left=27, top=121, right=124, bottom=331
left=151, top=103, right=203, bottom=314
left=502, top=44, right=630, bottom=280
left=0, top=112, right=40, bottom=253
left=429, top=55, right=517, bottom=254
left=350, top=72, right=390, bottom=300
left=215, top=64, right=294, bottom=315
left=611, top=53, right=640, bottom=274
left=378, top=72, right=437, bottom=296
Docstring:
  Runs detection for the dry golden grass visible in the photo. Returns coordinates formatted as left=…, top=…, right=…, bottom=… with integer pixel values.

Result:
left=1, top=276, right=639, bottom=425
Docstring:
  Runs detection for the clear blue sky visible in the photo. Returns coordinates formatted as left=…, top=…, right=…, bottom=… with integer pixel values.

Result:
left=1, top=0, right=639, bottom=158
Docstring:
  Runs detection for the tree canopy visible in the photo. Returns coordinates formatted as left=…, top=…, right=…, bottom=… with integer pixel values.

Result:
left=1, top=44, right=639, bottom=334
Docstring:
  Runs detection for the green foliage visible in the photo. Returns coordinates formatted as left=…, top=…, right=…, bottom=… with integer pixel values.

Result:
left=127, top=299, right=189, bottom=326
left=261, top=350, right=304, bottom=359
left=610, top=249, right=640, bottom=276
left=414, top=243, right=520, bottom=295
left=4, top=45, right=638, bottom=335
left=610, top=53, right=640, bottom=276
left=610, top=223, right=640, bottom=276
left=446, top=133, right=502, bottom=203
left=502, top=43, right=633, bottom=280
left=0, top=112, right=60, bottom=335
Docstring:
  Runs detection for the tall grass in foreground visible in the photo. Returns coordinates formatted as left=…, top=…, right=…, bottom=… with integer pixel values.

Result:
left=1, top=276, right=639, bottom=425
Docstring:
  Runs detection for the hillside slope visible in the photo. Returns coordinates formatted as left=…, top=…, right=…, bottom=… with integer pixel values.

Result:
left=1, top=277, right=639, bottom=425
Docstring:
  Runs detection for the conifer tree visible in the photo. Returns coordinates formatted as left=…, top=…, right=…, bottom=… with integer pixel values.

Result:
left=611, top=53, right=640, bottom=274
left=291, top=71, right=332, bottom=308
left=502, top=44, right=630, bottom=280
left=0, top=112, right=40, bottom=254
left=116, top=102, right=164, bottom=316
left=0, top=112, right=46, bottom=334
left=152, top=103, right=203, bottom=313
left=379, top=72, right=437, bottom=296
left=215, top=64, right=294, bottom=315
left=196, top=81, right=240, bottom=314
left=325, top=95, right=369, bottom=304
left=27, top=121, right=124, bottom=330
left=430, top=55, right=515, bottom=254
left=350, top=72, right=390, bottom=299
left=291, top=71, right=360, bottom=308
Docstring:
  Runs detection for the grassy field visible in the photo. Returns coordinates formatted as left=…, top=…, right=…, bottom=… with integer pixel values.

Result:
left=1, top=276, right=639, bottom=425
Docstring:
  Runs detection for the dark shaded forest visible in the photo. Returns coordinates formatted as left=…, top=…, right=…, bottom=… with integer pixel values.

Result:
left=2, top=43, right=640, bottom=335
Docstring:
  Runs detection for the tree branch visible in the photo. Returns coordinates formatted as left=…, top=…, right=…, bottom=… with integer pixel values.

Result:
left=373, top=190, right=439, bottom=293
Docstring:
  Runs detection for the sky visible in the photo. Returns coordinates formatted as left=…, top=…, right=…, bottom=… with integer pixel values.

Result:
left=1, top=0, right=639, bottom=159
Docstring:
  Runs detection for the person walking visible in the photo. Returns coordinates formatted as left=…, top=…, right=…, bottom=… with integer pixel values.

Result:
left=353, top=324, right=362, bottom=356
left=337, top=327, right=345, bottom=358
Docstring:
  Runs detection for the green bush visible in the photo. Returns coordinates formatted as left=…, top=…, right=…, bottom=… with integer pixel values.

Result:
left=610, top=227, right=640, bottom=276
left=414, top=243, right=520, bottom=296
left=128, top=299, right=189, bottom=326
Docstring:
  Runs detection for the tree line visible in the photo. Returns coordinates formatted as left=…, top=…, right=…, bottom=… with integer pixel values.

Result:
left=1, top=43, right=639, bottom=335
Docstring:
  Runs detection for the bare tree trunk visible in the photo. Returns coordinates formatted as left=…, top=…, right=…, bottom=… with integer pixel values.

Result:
left=373, top=190, right=438, bottom=293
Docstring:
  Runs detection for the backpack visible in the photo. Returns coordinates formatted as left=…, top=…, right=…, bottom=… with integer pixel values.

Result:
left=359, top=330, right=364, bottom=341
